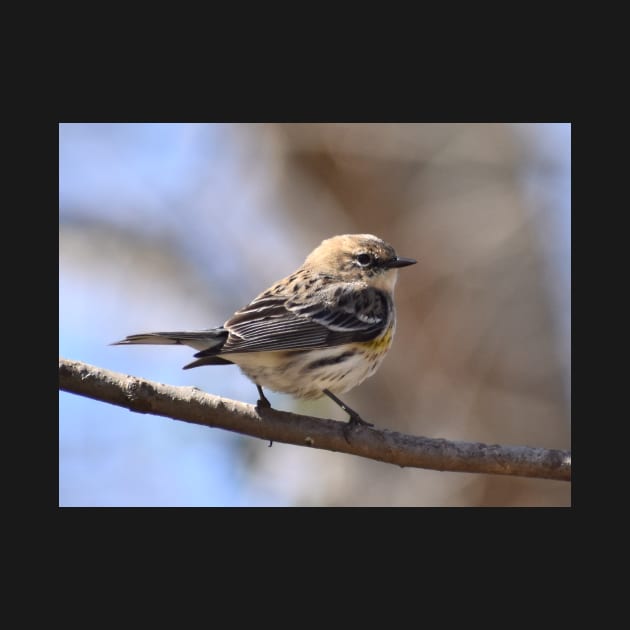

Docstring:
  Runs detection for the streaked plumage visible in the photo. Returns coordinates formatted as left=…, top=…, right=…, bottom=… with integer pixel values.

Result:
left=113, top=234, right=415, bottom=429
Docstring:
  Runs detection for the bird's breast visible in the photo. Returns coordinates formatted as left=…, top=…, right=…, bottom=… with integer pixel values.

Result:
left=225, top=321, right=396, bottom=399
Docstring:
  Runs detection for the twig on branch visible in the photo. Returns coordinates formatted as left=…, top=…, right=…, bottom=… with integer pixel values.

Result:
left=59, top=358, right=571, bottom=482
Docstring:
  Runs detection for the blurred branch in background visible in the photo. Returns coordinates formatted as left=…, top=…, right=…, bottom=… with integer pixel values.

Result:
left=59, top=358, right=571, bottom=482
left=59, top=123, right=570, bottom=506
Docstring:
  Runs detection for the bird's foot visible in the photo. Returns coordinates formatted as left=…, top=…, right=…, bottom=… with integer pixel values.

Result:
left=256, top=385, right=271, bottom=411
left=342, top=410, right=374, bottom=443
left=322, top=388, right=373, bottom=443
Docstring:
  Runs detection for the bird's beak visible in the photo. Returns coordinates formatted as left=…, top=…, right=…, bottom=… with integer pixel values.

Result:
left=388, top=256, right=417, bottom=268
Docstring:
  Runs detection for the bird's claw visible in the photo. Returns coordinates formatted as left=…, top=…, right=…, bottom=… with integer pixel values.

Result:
left=256, top=397, right=271, bottom=410
left=256, top=385, right=271, bottom=411
left=342, top=413, right=374, bottom=443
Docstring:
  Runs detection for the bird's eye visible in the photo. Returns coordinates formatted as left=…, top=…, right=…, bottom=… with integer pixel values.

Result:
left=356, top=253, right=372, bottom=266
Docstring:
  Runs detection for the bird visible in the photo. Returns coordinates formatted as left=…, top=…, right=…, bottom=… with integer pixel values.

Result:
left=113, top=234, right=416, bottom=436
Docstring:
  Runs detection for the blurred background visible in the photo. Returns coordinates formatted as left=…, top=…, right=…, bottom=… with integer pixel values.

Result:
left=59, top=123, right=571, bottom=507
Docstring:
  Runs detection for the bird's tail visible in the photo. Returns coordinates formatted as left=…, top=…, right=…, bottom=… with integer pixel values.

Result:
left=111, top=328, right=232, bottom=369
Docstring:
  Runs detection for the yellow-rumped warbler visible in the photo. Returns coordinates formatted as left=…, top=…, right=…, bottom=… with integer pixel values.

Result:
left=113, top=234, right=415, bottom=430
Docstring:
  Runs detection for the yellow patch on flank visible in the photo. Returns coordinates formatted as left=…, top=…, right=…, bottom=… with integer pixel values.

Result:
left=354, top=326, right=394, bottom=355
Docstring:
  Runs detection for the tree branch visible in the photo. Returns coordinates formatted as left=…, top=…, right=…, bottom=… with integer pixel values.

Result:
left=59, top=358, right=571, bottom=482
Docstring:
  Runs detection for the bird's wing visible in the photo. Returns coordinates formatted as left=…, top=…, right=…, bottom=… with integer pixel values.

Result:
left=196, top=285, right=390, bottom=357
